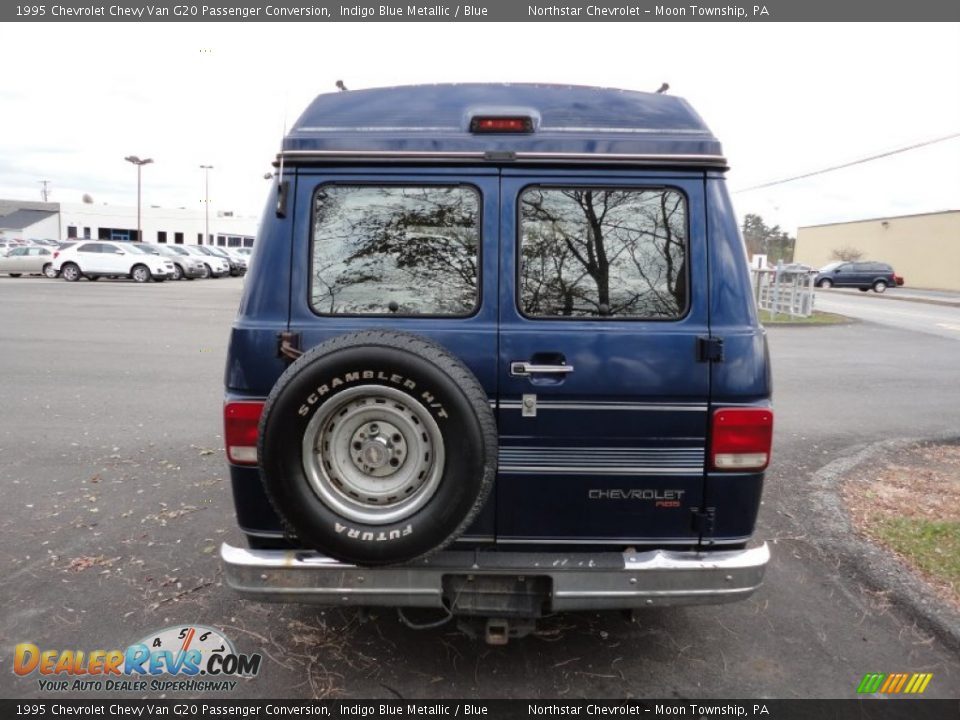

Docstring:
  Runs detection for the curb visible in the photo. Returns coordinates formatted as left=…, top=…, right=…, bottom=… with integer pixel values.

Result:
left=807, top=437, right=960, bottom=652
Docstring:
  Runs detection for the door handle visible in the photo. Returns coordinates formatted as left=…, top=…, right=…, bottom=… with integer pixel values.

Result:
left=510, top=361, right=575, bottom=377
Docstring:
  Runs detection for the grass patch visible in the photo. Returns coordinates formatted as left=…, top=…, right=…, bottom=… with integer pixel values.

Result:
left=871, top=518, right=960, bottom=596
left=759, top=310, right=849, bottom=325
left=843, top=442, right=960, bottom=608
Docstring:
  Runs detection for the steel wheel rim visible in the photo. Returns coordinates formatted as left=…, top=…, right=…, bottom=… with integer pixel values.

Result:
left=301, top=384, right=445, bottom=525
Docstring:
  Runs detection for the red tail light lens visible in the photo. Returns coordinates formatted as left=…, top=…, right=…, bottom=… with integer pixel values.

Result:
left=224, top=401, right=265, bottom=465
left=711, top=407, right=773, bottom=471
left=53, top=251, right=60, bottom=259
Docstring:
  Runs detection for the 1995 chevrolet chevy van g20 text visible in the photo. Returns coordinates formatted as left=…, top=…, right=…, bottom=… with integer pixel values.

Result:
left=220, top=83, right=773, bottom=642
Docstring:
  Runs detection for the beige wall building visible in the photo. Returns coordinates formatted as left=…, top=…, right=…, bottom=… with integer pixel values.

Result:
left=795, top=210, right=960, bottom=291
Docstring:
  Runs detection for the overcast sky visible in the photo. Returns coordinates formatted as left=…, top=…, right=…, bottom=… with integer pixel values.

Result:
left=1, top=22, right=958, bottom=233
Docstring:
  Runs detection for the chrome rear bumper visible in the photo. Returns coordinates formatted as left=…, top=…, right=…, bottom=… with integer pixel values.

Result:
left=221, top=542, right=769, bottom=611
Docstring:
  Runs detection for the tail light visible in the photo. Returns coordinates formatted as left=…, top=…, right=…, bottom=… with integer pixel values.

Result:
left=224, top=401, right=265, bottom=465
left=53, top=251, right=60, bottom=259
left=711, top=407, right=773, bottom=471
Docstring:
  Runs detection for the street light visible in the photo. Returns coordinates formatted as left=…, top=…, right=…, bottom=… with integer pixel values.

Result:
left=124, top=155, right=153, bottom=242
left=200, top=165, right=214, bottom=245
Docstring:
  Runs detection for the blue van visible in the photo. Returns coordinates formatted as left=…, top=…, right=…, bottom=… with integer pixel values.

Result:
left=221, top=84, right=772, bottom=641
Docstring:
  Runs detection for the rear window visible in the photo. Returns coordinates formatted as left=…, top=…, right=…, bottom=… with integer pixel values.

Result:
left=310, top=185, right=481, bottom=316
left=518, top=187, right=689, bottom=319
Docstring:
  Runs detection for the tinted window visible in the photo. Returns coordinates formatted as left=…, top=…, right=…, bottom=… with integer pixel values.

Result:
left=77, top=243, right=100, bottom=253
left=310, top=185, right=480, bottom=316
left=519, top=187, right=688, bottom=319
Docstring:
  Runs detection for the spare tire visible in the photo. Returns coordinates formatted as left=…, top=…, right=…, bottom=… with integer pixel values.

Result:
left=258, top=330, right=497, bottom=566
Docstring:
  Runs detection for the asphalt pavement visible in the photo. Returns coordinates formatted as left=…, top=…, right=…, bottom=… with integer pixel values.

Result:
left=815, top=289, right=960, bottom=340
left=1, top=276, right=958, bottom=700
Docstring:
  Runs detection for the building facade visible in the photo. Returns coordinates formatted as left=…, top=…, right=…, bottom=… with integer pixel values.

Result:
left=795, top=210, right=960, bottom=291
left=0, top=199, right=258, bottom=248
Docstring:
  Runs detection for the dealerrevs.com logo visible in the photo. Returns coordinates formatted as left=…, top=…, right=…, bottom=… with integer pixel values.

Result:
left=14, top=625, right=261, bottom=693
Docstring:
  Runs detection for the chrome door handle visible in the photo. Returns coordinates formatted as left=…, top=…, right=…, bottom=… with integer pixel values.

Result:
left=510, top=361, right=575, bottom=377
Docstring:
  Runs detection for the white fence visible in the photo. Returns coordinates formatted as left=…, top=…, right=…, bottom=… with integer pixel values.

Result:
left=751, top=267, right=817, bottom=317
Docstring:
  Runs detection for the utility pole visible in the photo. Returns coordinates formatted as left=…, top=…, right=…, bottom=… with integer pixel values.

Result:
left=200, top=165, right=213, bottom=245
left=38, top=180, right=51, bottom=202
left=124, top=156, right=153, bottom=242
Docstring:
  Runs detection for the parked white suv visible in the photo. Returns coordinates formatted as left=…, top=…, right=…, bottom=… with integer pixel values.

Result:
left=52, top=241, right=174, bottom=283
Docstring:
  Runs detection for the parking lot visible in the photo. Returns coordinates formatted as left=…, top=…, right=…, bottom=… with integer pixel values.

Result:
left=1, top=276, right=958, bottom=699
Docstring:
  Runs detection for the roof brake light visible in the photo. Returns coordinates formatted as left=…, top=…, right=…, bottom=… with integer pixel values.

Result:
left=469, top=116, right=534, bottom=134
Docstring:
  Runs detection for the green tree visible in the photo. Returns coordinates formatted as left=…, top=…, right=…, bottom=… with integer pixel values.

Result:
left=741, top=214, right=796, bottom=264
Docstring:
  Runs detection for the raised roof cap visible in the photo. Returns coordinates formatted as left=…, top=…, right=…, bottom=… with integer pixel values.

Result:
left=282, top=83, right=725, bottom=165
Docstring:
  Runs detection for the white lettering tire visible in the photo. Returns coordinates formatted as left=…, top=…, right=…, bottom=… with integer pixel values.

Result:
left=257, top=330, right=497, bottom=566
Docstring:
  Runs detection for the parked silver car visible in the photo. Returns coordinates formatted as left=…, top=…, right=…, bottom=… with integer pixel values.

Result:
left=205, top=245, right=247, bottom=275
left=181, top=246, right=230, bottom=278
left=141, top=243, right=206, bottom=280
left=0, top=245, right=56, bottom=277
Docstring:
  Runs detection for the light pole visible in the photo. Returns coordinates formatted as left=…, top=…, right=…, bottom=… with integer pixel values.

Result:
left=124, top=156, right=153, bottom=242
left=200, top=165, right=214, bottom=245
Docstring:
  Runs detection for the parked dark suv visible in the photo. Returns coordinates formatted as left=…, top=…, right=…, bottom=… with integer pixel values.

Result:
left=815, top=261, right=901, bottom=292
left=221, top=84, right=773, bottom=642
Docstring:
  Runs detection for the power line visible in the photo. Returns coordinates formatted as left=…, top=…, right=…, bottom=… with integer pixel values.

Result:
left=734, top=132, right=960, bottom=193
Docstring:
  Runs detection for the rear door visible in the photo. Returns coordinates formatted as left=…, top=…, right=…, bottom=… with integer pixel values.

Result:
left=25, top=247, right=48, bottom=272
left=496, top=170, right=710, bottom=546
left=286, top=169, right=501, bottom=540
left=76, top=243, right=107, bottom=273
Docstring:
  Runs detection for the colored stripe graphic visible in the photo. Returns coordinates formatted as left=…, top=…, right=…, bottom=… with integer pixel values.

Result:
left=857, top=673, right=885, bottom=693
left=906, top=673, right=933, bottom=694
left=879, top=674, right=898, bottom=693
left=857, top=672, right=932, bottom=694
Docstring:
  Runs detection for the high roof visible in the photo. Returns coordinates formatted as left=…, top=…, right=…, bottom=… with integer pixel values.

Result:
left=283, top=84, right=724, bottom=166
